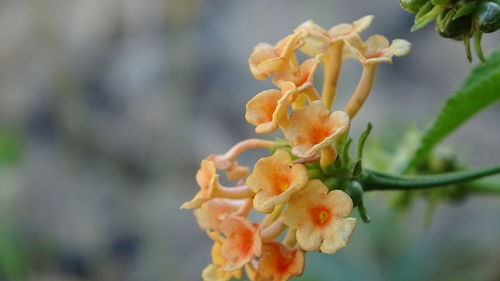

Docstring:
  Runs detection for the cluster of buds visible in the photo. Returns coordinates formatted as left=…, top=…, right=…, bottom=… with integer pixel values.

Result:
left=401, top=0, right=500, bottom=61
left=181, top=16, right=410, bottom=281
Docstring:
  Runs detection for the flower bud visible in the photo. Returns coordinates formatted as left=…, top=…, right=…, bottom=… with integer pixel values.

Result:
left=473, top=1, right=500, bottom=33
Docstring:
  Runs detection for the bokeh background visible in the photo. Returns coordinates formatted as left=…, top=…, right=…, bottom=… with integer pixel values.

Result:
left=0, top=0, right=499, bottom=280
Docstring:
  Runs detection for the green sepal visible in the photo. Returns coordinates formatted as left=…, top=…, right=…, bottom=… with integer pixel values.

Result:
left=416, top=1, right=435, bottom=19
left=412, top=5, right=444, bottom=31
left=347, top=181, right=371, bottom=223
left=357, top=122, right=373, bottom=161
left=453, top=1, right=478, bottom=19
left=401, top=0, right=430, bottom=13
left=436, top=8, right=472, bottom=39
left=352, top=160, right=363, bottom=178
left=341, top=137, right=353, bottom=167
left=474, top=31, right=486, bottom=62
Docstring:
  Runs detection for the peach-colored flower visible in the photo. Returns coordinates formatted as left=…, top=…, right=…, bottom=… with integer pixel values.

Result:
left=255, top=241, right=304, bottom=281
left=195, top=199, right=245, bottom=232
left=245, top=82, right=298, bottom=134
left=272, top=56, right=320, bottom=89
left=246, top=150, right=308, bottom=213
left=181, top=160, right=220, bottom=209
left=294, top=15, right=374, bottom=57
left=248, top=32, right=302, bottom=80
left=181, top=160, right=255, bottom=209
left=344, top=34, right=411, bottom=65
left=283, top=180, right=356, bottom=254
left=220, top=215, right=262, bottom=271
left=202, top=241, right=243, bottom=281
left=284, top=101, right=349, bottom=159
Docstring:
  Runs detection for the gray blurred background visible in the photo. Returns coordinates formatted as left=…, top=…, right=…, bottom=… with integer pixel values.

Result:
left=0, top=0, right=499, bottom=280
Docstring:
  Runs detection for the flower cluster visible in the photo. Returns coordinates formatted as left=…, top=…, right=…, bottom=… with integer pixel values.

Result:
left=182, top=16, right=410, bottom=281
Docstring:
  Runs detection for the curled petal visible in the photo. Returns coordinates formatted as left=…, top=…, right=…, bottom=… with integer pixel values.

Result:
left=248, top=33, right=302, bottom=80
left=294, top=20, right=329, bottom=57
left=345, top=34, right=411, bottom=65
left=181, top=160, right=220, bottom=209
left=320, top=217, right=356, bottom=254
left=245, top=84, right=298, bottom=134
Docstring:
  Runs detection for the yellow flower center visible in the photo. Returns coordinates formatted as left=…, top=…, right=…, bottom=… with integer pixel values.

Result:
left=310, top=205, right=332, bottom=227
left=318, top=210, right=329, bottom=224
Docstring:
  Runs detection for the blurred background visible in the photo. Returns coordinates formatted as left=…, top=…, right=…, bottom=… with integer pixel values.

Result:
left=0, top=0, right=499, bottom=280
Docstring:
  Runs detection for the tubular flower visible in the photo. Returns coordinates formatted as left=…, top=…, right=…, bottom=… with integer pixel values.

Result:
left=246, top=150, right=309, bottom=213
left=254, top=241, right=305, bottom=281
left=294, top=15, right=374, bottom=57
left=248, top=32, right=302, bottom=80
left=245, top=82, right=298, bottom=134
left=181, top=160, right=220, bottom=209
left=202, top=241, right=243, bottom=281
left=283, top=180, right=356, bottom=254
left=344, top=34, right=411, bottom=65
left=194, top=199, right=247, bottom=232
left=220, top=215, right=262, bottom=271
left=284, top=101, right=350, bottom=159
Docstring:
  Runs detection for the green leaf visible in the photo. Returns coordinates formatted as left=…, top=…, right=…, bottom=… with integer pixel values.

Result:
left=406, top=47, right=500, bottom=170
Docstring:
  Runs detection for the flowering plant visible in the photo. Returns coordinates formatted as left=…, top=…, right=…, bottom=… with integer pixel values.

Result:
left=181, top=13, right=500, bottom=281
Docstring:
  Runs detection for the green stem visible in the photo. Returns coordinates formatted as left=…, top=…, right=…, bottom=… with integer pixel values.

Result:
left=464, top=177, right=500, bottom=194
left=358, top=164, right=500, bottom=191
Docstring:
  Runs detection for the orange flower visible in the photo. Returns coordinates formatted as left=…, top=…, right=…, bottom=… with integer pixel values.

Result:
left=254, top=241, right=304, bottom=281
left=272, top=56, right=320, bottom=89
left=284, top=101, right=349, bottom=159
left=220, top=215, right=262, bottom=271
left=248, top=32, right=302, bottom=80
left=344, top=34, right=411, bottom=65
left=294, top=16, right=374, bottom=57
left=283, top=180, right=356, bottom=254
left=245, top=82, right=298, bottom=134
left=202, top=241, right=243, bottom=281
left=181, top=160, right=220, bottom=209
left=181, top=160, right=255, bottom=209
left=246, top=150, right=308, bottom=213
left=195, top=199, right=246, bottom=232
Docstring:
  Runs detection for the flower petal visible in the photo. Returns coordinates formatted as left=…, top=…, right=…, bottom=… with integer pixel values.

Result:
left=320, top=217, right=356, bottom=254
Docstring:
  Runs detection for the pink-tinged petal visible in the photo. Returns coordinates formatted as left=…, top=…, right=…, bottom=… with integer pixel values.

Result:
left=220, top=215, right=262, bottom=271
left=255, top=241, right=305, bottom=281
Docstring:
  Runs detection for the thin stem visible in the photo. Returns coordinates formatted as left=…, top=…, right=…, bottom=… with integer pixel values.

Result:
left=260, top=204, right=285, bottom=229
left=260, top=218, right=287, bottom=241
left=321, top=42, right=343, bottom=109
left=344, top=64, right=377, bottom=118
left=359, top=165, right=500, bottom=191
left=208, top=139, right=282, bottom=170
left=216, top=185, right=255, bottom=199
